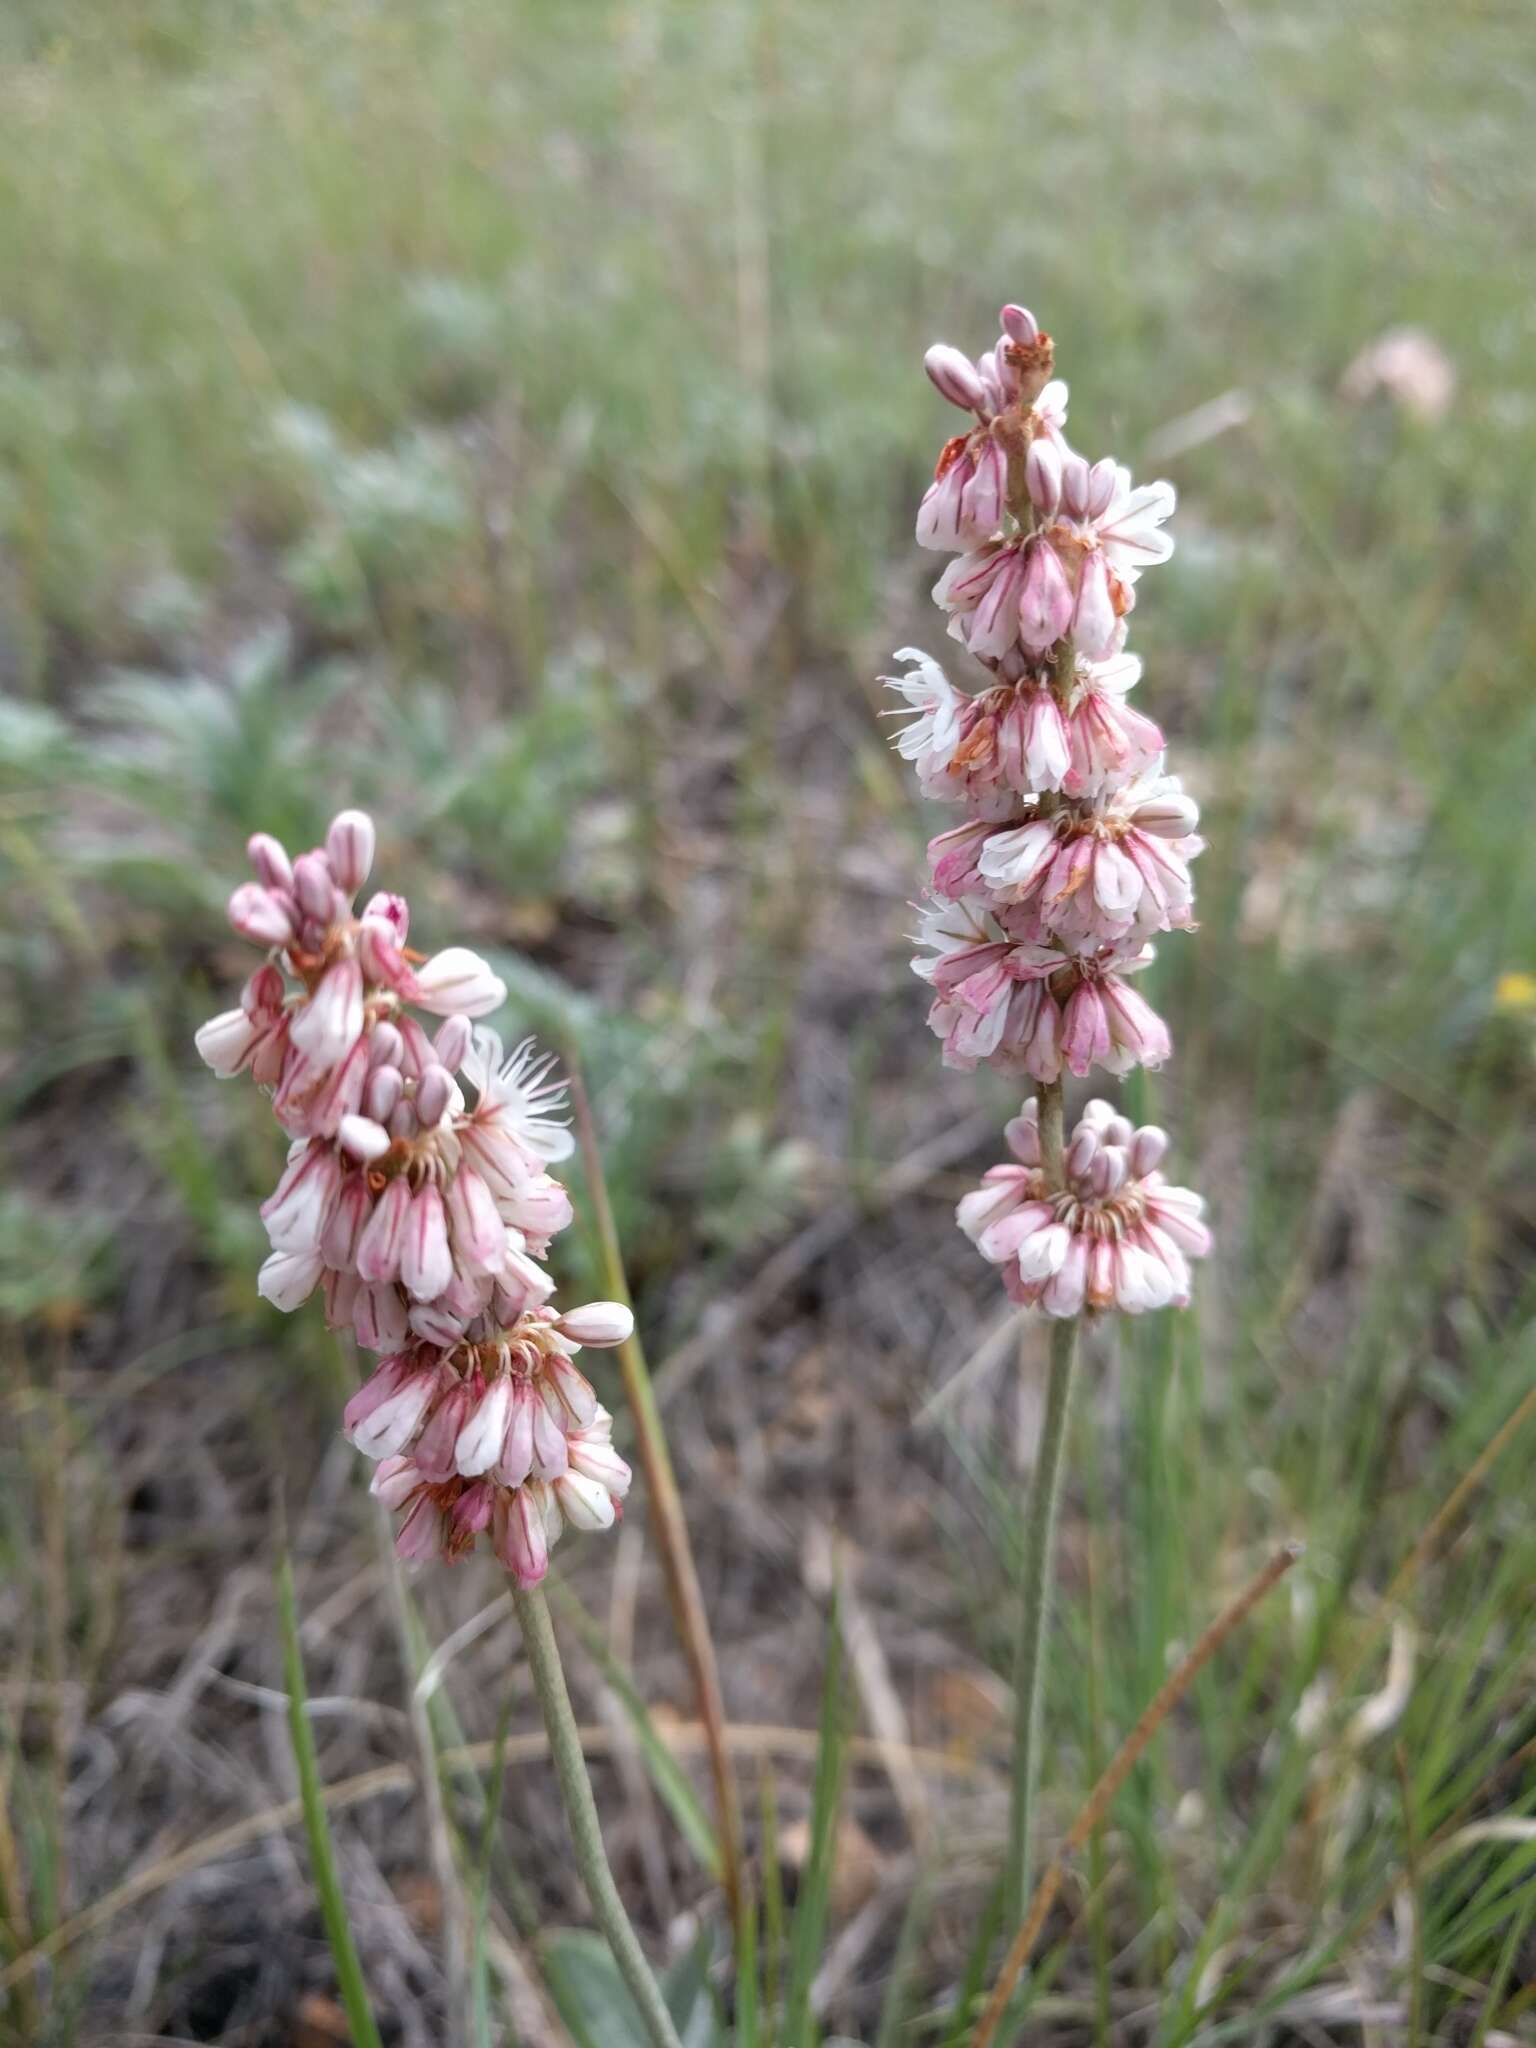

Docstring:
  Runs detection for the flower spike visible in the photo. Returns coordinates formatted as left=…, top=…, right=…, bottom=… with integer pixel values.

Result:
left=196, top=808, right=630, bottom=1575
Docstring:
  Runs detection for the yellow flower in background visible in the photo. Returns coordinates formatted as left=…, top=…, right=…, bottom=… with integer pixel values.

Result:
left=1494, top=972, right=1536, bottom=1014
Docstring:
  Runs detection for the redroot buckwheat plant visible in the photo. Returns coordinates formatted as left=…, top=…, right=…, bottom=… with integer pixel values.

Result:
left=196, top=812, right=636, bottom=1581
left=890, top=300, right=1212, bottom=1920
left=196, top=811, right=685, bottom=2047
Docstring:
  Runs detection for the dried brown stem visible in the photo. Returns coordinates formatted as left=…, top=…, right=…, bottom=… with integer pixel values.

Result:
left=565, top=1061, right=747, bottom=1945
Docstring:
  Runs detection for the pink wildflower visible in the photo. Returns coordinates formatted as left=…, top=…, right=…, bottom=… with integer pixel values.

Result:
left=958, top=1098, right=1210, bottom=1316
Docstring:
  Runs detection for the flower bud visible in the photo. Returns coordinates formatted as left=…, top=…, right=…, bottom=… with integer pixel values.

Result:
left=1066, top=1124, right=1100, bottom=1180
left=322, top=1173, right=372, bottom=1265
left=196, top=1008, right=259, bottom=1077
left=434, top=1014, right=473, bottom=1072
left=363, top=891, right=410, bottom=943
left=555, top=1301, right=635, bottom=1349
left=1060, top=454, right=1092, bottom=521
left=289, top=956, right=365, bottom=1068
left=357, top=916, right=416, bottom=996
left=1000, top=303, right=1039, bottom=347
left=292, top=851, right=338, bottom=923
left=409, top=1300, right=471, bottom=1347
left=1072, top=551, right=1119, bottom=660
left=1062, top=980, right=1111, bottom=1078
left=453, top=1482, right=495, bottom=1536
left=975, top=350, right=1004, bottom=410
left=567, top=1422, right=632, bottom=1499
left=413, top=947, right=507, bottom=1019
left=247, top=832, right=294, bottom=893
left=1017, top=535, right=1075, bottom=655
left=401, top=1184, right=453, bottom=1302
left=924, top=344, right=988, bottom=413
left=1025, top=438, right=1062, bottom=518
left=454, top=1376, right=512, bottom=1479
left=1132, top=790, right=1200, bottom=838
left=414, top=1063, right=454, bottom=1127
left=962, top=437, right=1006, bottom=536
left=338, top=1113, right=392, bottom=1163
left=1090, top=1145, right=1129, bottom=1197
left=494, top=1485, right=551, bottom=1587
left=1087, top=457, right=1118, bottom=519
left=395, top=1014, right=435, bottom=1080
left=368, top=1021, right=405, bottom=1070
left=445, top=1165, right=505, bottom=1274
left=370, top=1454, right=421, bottom=1511
left=356, top=1175, right=412, bottom=1284
left=243, top=963, right=286, bottom=1018
left=1130, top=1126, right=1169, bottom=1178
left=964, top=547, right=1029, bottom=661
left=365, top=1064, right=404, bottom=1123
left=256, top=1247, right=323, bottom=1313
left=260, top=1139, right=341, bottom=1253
left=1004, top=1108, right=1041, bottom=1166
left=555, top=1472, right=617, bottom=1533
left=325, top=809, right=376, bottom=896
left=1017, top=1222, right=1071, bottom=1285
left=344, top=1354, right=436, bottom=1461
left=354, top=1281, right=408, bottom=1353
left=228, top=883, right=295, bottom=948
left=413, top=1379, right=475, bottom=1484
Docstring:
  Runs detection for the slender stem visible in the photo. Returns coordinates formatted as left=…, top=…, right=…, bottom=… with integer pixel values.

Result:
left=1036, top=1074, right=1066, bottom=1191
left=511, top=1583, right=683, bottom=2048
left=1004, top=1310, right=1079, bottom=1929
left=566, top=1062, right=747, bottom=1940
left=974, top=1542, right=1302, bottom=2048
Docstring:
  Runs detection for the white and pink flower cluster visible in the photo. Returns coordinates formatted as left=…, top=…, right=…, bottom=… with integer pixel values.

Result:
left=196, top=808, right=633, bottom=1581
left=957, top=1098, right=1210, bottom=1317
left=895, top=304, right=1200, bottom=1083
left=892, top=302, right=1210, bottom=1315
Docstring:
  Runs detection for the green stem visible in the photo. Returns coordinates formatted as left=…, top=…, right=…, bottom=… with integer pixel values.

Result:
left=511, top=1584, right=683, bottom=2048
left=1005, top=1310, right=1080, bottom=1929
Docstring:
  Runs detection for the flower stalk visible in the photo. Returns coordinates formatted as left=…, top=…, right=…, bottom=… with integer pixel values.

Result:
left=511, top=1583, right=683, bottom=2048
left=1004, top=1312, right=1078, bottom=1925
left=197, top=813, right=678, bottom=1996
left=197, top=812, right=638, bottom=1577
left=888, top=302, right=1214, bottom=1940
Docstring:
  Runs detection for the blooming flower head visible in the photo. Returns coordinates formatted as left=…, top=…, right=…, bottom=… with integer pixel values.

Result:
left=346, top=1307, right=635, bottom=1572
left=197, top=806, right=638, bottom=1582
left=891, top=300, right=1211, bottom=1324
left=972, top=767, right=1203, bottom=955
left=958, top=1098, right=1210, bottom=1316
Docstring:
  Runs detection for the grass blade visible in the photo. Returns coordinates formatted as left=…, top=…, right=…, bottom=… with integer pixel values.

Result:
left=735, top=1880, right=761, bottom=2048
left=783, top=1606, right=848, bottom=2048
left=469, top=1696, right=515, bottom=2048
left=276, top=1551, right=385, bottom=2048
left=760, top=1761, right=785, bottom=2044
left=874, top=1852, right=935, bottom=2048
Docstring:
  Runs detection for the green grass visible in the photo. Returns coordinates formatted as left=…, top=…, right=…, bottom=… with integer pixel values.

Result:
left=4, top=0, right=1536, bottom=2039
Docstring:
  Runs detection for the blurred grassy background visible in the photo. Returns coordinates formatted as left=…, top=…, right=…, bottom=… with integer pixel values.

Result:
left=5, top=0, right=1536, bottom=2040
